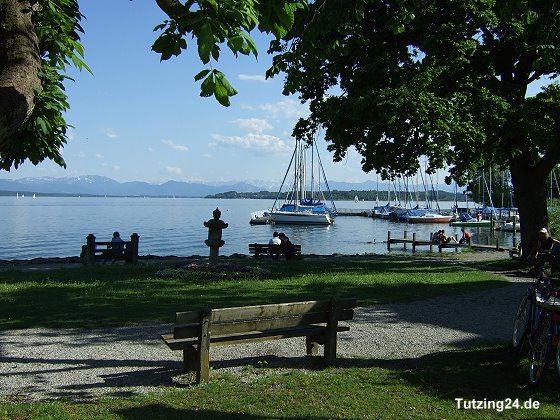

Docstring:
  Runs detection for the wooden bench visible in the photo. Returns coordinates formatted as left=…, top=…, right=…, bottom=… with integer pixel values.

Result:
left=80, top=233, right=139, bottom=266
left=248, top=243, right=302, bottom=258
left=161, top=297, right=356, bottom=383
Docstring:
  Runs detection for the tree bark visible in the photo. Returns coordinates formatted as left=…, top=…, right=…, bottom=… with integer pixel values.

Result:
left=0, top=0, right=41, bottom=150
left=510, top=156, right=549, bottom=257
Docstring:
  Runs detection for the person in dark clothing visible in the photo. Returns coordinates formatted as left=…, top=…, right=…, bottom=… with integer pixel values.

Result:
left=278, top=232, right=296, bottom=260
left=106, top=231, right=125, bottom=264
left=529, top=227, right=560, bottom=266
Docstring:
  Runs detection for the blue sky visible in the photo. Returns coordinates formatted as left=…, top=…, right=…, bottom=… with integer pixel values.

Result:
left=0, top=0, right=371, bottom=185
left=0, top=1, right=554, bottom=185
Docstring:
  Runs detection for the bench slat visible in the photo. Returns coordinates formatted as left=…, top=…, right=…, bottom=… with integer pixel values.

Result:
left=175, top=298, right=356, bottom=325
left=173, top=308, right=354, bottom=339
left=163, top=325, right=351, bottom=350
left=248, top=243, right=302, bottom=256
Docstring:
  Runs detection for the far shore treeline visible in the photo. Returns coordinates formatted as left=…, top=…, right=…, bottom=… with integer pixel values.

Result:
left=0, top=189, right=461, bottom=201
left=206, top=190, right=460, bottom=202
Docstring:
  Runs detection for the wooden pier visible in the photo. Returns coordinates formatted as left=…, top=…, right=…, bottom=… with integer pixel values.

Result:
left=386, top=230, right=507, bottom=253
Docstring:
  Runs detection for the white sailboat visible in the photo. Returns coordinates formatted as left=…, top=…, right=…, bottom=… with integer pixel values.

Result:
left=269, top=137, right=336, bottom=225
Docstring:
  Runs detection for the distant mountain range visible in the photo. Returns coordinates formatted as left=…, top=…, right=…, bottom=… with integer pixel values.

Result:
left=0, top=175, right=455, bottom=197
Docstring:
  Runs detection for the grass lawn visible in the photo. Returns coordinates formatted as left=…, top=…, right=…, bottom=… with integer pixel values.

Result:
left=0, top=255, right=509, bottom=329
left=3, top=255, right=558, bottom=419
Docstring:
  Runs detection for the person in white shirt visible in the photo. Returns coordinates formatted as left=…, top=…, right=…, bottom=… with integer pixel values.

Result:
left=269, top=231, right=281, bottom=245
left=268, top=231, right=281, bottom=259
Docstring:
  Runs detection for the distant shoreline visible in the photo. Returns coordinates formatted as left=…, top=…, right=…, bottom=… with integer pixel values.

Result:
left=1, top=189, right=460, bottom=201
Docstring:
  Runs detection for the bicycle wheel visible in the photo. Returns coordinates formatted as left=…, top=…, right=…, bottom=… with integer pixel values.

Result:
left=556, top=334, right=560, bottom=378
left=528, top=315, right=552, bottom=386
left=513, top=293, right=533, bottom=351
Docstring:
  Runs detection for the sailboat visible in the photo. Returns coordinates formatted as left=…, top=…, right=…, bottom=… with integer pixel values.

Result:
left=269, top=137, right=336, bottom=225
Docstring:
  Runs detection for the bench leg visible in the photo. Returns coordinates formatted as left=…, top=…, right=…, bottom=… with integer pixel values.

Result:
left=196, top=309, right=212, bottom=384
left=306, top=335, right=321, bottom=356
left=324, top=299, right=341, bottom=364
left=183, top=346, right=197, bottom=372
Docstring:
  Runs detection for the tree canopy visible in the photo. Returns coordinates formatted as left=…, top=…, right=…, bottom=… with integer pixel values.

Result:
left=268, top=0, right=560, bottom=253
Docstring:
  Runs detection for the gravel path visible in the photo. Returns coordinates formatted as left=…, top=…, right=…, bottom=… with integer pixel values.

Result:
left=0, top=253, right=530, bottom=401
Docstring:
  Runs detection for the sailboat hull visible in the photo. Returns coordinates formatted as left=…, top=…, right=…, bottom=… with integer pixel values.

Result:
left=271, top=210, right=333, bottom=225
left=404, top=214, right=452, bottom=223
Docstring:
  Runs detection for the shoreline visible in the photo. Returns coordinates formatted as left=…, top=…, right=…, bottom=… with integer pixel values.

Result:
left=0, top=248, right=515, bottom=272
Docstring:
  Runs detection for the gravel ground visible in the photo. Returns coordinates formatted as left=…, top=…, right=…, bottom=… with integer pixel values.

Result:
left=0, top=252, right=530, bottom=401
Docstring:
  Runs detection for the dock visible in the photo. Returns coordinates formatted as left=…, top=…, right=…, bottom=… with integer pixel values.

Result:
left=386, top=230, right=510, bottom=253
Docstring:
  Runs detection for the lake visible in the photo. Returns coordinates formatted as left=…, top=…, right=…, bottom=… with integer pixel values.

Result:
left=0, top=196, right=518, bottom=260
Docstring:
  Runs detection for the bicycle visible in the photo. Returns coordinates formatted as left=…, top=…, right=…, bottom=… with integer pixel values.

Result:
left=512, top=264, right=545, bottom=352
left=527, top=286, right=560, bottom=385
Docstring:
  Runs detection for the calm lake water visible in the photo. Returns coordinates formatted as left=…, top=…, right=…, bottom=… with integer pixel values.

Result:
left=0, top=196, right=518, bottom=260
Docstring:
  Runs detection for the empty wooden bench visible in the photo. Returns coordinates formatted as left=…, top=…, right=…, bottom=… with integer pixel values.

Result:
left=161, top=297, right=356, bottom=383
left=80, top=233, right=139, bottom=266
left=248, top=243, right=302, bottom=258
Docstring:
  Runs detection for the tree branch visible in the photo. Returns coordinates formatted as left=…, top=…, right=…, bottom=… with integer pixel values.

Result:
left=155, top=0, right=189, bottom=20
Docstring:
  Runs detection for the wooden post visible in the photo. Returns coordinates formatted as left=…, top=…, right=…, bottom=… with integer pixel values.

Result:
left=196, top=308, right=212, bottom=383
left=85, top=234, right=96, bottom=266
left=412, top=232, right=417, bottom=253
left=387, top=231, right=391, bottom=251
left=496, top=238, right=499, bottom=250
left=324, top=298, right=340, bottom=364
left=129, top=233, right=139, bottom=263
left=455, top=234, right=459, bottom=252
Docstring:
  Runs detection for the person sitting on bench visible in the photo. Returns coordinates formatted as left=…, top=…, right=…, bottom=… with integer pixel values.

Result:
left=268, top=231, right=281, bottom=259
left=106, top=231, right=125, bottom=264
left=278, top=232, right=296, bottom=260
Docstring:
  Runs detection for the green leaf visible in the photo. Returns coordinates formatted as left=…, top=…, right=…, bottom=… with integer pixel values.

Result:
left=200, top=73, right=215, bottom=97
left=211, top=44, right=220, bottom=61
left=194, top=69, right=211, bottom=82
left=197, top=21, right=214, bottom=64
left=214, top=71, right=237, bottom=97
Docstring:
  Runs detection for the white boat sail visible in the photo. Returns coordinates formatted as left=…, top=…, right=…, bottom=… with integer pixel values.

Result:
left=270, top=137, right=336, bottom=225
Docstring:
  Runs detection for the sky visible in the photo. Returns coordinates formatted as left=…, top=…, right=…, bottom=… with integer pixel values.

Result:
left=0, top=1, right=554, bottom=186
left=0, top=0, right=372, bottom=185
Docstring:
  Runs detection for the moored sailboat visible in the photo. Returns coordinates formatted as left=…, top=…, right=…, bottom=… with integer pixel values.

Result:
left=269, top=137, right=336, bottom=225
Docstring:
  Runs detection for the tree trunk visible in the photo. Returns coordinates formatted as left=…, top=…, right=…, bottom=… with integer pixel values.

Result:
left=510, top=156, right=549, bottom=257
left=0, top=0, right=41, bottom=151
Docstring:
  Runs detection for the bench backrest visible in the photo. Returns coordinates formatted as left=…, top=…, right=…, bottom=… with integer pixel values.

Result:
left=249, top=243, right=302, bottom=252
left=173, top=298, right=355, bottom=339
left=94, top=241, right=131, bottom=247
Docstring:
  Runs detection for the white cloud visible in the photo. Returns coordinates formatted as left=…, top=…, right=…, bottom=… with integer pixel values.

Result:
left=103, top=128, right=119, bottom=139
left=231, top=118, right=272, bottom=134
left=166, top=166, right=184, bottom=176
left=162, top=140, right=189, bottom=152
left=238, top=74, right=268, bottom=82
left=95, top=153, right=105, bottom=159
left=210, top=133, right=292, bottom=155
left=257, top=99, right=308, bottom=120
